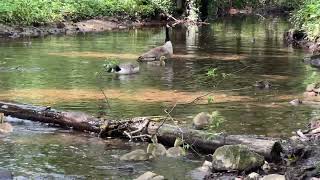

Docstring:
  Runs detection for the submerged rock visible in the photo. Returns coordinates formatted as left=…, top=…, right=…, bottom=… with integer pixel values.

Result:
left=261, top=174, right=285, bottom=180
left=166, top=147, right=186, bottom=158
left=134, top=171, right=164, bottom=180
left=0, top=122, right=13, bottom=134
left=0, top=168, right=13, bottom=180
left=189, top=161, right=212, bottom=180
left=211, top=145, right=264, bottom=172
left=120, top=149, right=152, bottom=161
left=193, top=112, right=211, bottom=130
left=289, top=99, right=302, bottom=106
left=147, top=143, right=167, bottom=157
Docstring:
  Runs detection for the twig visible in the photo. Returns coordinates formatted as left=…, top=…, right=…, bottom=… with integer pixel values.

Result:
left=184, top=66, right=251, bottom=105
left=185, top=86, right=252, bottom=105
left=95, top=70, right=111, bottom=110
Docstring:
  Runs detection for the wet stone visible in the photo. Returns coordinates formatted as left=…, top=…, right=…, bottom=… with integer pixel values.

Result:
left=166, top=147, right=186, bottom=158
left=193, top=112, right=211, bottom=130
left=211, top=145, right=264, bottom=172
left=120, top=149, right=152, bottom=161
left=134, top=171, right=164, bottom=180
left=261, top=174, right=285, bottom=180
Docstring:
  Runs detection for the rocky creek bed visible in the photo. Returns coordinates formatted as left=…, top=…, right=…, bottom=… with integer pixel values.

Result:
left=0, top=101, right=320, bottom=179
left=0, top=18, right=169, bottom=39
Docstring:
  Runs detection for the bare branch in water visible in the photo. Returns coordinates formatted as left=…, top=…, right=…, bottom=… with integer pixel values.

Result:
left=95, top=70, right=111, bottom=110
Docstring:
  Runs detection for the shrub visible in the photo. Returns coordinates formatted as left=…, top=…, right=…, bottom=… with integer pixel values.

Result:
left=291, top=0, right=320, bottom=40
left=0, top=0, right=174, bottom=25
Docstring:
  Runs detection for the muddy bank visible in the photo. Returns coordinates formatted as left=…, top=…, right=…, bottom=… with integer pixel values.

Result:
left=284, top=29, right=320, bottom=54
left=0, top=18, right=168, bottom=39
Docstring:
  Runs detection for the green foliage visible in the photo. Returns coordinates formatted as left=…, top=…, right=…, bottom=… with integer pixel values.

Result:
left=291, top=0, right=320, bottom=40
left=205, top=0, right=301, bottom=17
left=207, top=96, right=214, bottom=104
left=206, top=67, right=219, bottom=78
left=206, top=111, right=225, bottom=140
left=0, top=0, right=174, bottom=25
left=208, top=111, right=225, bottom=130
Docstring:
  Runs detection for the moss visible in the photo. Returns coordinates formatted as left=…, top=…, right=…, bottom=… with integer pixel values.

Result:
left=212, top=145, right=264, bottom=171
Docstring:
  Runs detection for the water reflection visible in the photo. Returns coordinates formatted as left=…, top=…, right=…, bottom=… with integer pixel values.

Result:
left=0, top=16, right=314, bottom=136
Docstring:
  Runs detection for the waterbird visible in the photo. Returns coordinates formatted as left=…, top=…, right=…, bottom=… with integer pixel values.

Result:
left=138, top=24, right=173, bottom=62
left=105, top=63, right=139, bottom=75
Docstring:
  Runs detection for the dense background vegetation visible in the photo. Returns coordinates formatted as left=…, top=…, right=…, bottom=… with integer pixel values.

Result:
left=0, top=0, right=319, bottom=41
left=0, top=0, right=173, bottom=25
left=291, top=0, right=320, bottom=41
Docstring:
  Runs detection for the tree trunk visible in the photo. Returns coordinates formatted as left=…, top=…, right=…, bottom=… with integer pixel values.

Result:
left=0, top=101, right=282, bottom=161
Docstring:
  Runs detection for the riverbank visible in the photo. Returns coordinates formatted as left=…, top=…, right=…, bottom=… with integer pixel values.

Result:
left=0, top=18, right=170, bottom=39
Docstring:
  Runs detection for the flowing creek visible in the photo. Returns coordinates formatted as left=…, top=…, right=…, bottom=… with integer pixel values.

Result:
left=0, top=16, right=319, bottom=179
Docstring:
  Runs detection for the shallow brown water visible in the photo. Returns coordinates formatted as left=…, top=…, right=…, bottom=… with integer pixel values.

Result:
left=0, top=16, right=319, bottom=178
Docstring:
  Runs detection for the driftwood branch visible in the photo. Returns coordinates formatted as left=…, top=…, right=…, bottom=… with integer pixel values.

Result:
left=0, top=101, right=282, bottom=162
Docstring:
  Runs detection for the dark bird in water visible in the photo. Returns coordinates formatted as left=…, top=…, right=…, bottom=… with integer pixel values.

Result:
left=138, top=24, right=173, bottom=62
left=105, top=63, right=139, bottom=75
left=254, top=80, right=271, bottom=89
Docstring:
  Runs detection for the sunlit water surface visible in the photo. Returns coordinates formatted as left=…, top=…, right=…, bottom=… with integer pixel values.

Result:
left=0, top=16, right=319, bottom=178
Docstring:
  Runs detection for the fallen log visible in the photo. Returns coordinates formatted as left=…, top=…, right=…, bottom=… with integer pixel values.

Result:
left=157, top=124, right=283, bottom=162
left=0, top=101, right=282, bottom=162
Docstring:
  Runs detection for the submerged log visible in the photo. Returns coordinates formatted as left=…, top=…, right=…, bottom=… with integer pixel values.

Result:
left=0, top=101, right=282, bottom=161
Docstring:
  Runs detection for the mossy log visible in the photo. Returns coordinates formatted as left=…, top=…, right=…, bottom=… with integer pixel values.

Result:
left=157, top=124, right=283, bottom=162
left=0, top=101, right=282, bottom=161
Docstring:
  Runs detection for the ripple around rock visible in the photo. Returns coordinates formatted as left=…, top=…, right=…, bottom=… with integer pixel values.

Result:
left=211, top=145, right=264, bottom=172
left=120, top=149, right=152, bottom=161
left=189, top=161, right=212, bottom=180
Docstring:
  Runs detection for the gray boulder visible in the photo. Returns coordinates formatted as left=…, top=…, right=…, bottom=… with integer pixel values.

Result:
left=211, top=145, right=264, bottom=171
left=147, top=143, right=167, bottom=157
left=193, top=112, right=211, bottom=130
left=166, top=147, right=186, bottom=158
left=134, top=171, right=164, bottom=180
left=120, top=149, right=152, bottom=161
left=261, top=174, right=285, bottom=180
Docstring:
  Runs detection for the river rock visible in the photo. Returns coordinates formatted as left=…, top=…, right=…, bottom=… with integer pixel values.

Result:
left=304, top=91, right=317, bottom=97
left=261, top=174, right=285, bottom=180
left=189, top=161, right=212, bottom=180
left=306, top=84, right=316, bottom=92
left=120, top=149, right=152, bottom=161
left=134, top=171, right=164, bottom=180
left=0, top=123, right=13, bottom=134
left=262, top=161, right=271, bottom=173
left=0, top=168, right=13, bottom=180
left=147, top=143, right=167, bottom=157
left=289, top=99, right=302, bottom=106
left=166, top=147, right=186, bottom=158
left=211, top=145, right=264, bottom=171
left=245, top=172, right=260, bottom=180
left=193, top=112, right=211, bottom=130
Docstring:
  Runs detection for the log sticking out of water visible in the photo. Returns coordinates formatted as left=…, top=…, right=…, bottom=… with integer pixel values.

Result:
left=157, top=124, right=283, bottom=162
left=0, top=101, right=282, bottom=161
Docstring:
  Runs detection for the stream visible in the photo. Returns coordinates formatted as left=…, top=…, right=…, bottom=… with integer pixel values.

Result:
left=0, top=16, right=319, bottom=179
